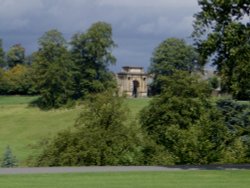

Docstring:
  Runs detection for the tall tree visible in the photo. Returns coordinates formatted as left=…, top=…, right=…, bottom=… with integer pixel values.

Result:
left=32, top=29, right=74, bottom=108
left=71, top=22, right=117, bottom=99
left=0, top=39, right=5, bottom=68
left=140, top=70, right=229, bottom=164
left=193, top=0, right=250, bottom=100
left=35, top=90, right=142, bottom=166
left=1, top=64, right=34, bottom=95
left=149, top=38, right=200, bottom=95
left=6, top=44, right=25, bottom=68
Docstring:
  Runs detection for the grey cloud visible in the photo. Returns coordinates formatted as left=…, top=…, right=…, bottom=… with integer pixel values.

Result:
left=0, top=0, right=200, bottom=70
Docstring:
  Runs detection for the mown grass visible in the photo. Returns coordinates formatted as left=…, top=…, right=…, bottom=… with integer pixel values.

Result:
left=0, top=96, right=150, bottom=166
left=0, top=95, right=38, bottom=105
left=124, top=97, right=151, bottom=120
left=0, top=171, right=250, bottom=188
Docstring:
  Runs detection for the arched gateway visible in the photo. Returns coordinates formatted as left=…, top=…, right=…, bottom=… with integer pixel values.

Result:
left=117, top=66, right=149, bottom=97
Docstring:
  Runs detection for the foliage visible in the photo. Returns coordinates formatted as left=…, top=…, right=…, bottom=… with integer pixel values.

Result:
left=0, top=96, right=148, bottom=166
left=216, top=99, right=250, bottom=162
left=0, top=64, right=35, bottom=95
left=140, top=71, right=229, bottom=164
left=0, top=39, right=6, bottom=68
left=70, top=22, right=117, bottom=99
left=32, top=29, right=75, bottom=108
left=1, top=22, right=118, bottom=110
left=149, top=38, right=201, bottom=94
left=35, top=90, right=142, bottom=166
left=140, top=137, right=176, bottom=165
left=0, top=67, right=7, bottom=93
left=0, top=42, right=35, bottom=95
left=1, top=146, right=18, bottom=168
left=193, top=1, right=250, bottom=100
left=6, top=44, right=25, bottom=68
left=216, top=99, right=250, bottom=135
left=208, top=76, right=220, bottom=89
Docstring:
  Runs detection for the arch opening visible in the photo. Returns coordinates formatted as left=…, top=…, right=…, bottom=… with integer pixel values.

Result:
left=132, top=80, right=140, bottom=98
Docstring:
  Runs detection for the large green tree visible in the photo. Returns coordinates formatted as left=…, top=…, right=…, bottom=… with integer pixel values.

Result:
left=0, top=39, right=5, bottom=68
left=6, top=44, right=25, bottom=68
left=32, top=29, right=74, bottom=108
left=216, top=99, right=250, bottom=162
left=149, top=38, right=200, bottom=95
left=140, top=71, right=230, bottom=164
left=0, top=64, right=34, bottom=95
left=35, top=90, right=142, bottom=166
left=70, top=22, right=117, bottom=99
left=193, top=0, right=250, bottom=100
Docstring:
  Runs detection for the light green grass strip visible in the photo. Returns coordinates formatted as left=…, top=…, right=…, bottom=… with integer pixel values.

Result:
left=0, top=96, right=38, bottom=105
left=0, top=171, right=250, bottom=188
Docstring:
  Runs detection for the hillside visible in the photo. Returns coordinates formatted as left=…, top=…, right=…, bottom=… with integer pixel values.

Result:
left=0, top=96, right=150, bottom=166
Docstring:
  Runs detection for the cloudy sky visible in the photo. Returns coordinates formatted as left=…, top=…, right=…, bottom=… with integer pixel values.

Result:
left=0, top=0, right=200, bottom=71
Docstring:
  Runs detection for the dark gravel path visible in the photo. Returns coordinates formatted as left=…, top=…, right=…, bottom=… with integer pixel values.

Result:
left=0, top=165, right=250, bottom=175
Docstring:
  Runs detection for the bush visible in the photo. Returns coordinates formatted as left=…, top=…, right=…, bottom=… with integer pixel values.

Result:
left=34, top=90, right=143, bottom=166
left=140, top=71, right=229, bottom=164
left=1, top=146, right=18, bottom=168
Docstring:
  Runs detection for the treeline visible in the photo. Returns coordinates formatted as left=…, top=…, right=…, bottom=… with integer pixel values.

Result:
left=32, top=84, right=250, bottom=166
left=27, top=24, right=250, bottom=166
left=31, top=1, right=250, bottom=166
left=1, top=1, right=250, bottom=166
left=0, top=22, right=117, bottom=108
left=30, top=35, right=250, bottom=166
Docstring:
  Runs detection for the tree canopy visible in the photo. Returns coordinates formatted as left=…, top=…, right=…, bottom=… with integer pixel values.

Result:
left=0, top=22, right=117, bottom=108
left=35, top=90, right=142, bottom=166
left=0, top=39, right=5, bottom=68
left=193, top=0, right=250, bottom=100
left=0, top=64, right=34, bottom=95
left=32, top=29, right=74, bottom=108
left=6, top=44, right=25, bottom=68
left=140, top=70, right=249, bottom=164
left=149, top=38, right=200, bottom=95
left=71, top=22, right=117, bottom=99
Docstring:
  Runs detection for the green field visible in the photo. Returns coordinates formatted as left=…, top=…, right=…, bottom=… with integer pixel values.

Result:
left=0, top=171, right=250, bottom=188
left=0, top=96, right=150, bottom=166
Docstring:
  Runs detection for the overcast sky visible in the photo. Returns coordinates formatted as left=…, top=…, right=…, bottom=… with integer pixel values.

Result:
left=0, top=0, right=200, bottom=71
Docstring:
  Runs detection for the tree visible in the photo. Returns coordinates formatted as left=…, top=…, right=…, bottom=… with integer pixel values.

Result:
left=1, top=146, right=18, bottom=168
left=35, top=90, right=142, bottom=166
left=70, top=22, right=117, bottom=99
left=2, top=64, right=34, bottom=95
left=216, top=99, right=250, bottom=135
left=193, top=1, right=250, bottom=100
left=0, top=67, right=8, bottom=94
left=6, top=44, right=25, bottom=68
left=0, top=39, right=6, bottom=68
left=140, top=71, right=228, bottom=164
left=149, top=38, right=201, bottom=94
left=32, top=29, right=74, bottom=108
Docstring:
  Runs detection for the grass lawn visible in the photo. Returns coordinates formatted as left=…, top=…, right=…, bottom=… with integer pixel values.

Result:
left=0, top=95, right=38, bottom=105
left=0, top=171, right=250, bottom=188
left=0, top=95, right=150, bottom=166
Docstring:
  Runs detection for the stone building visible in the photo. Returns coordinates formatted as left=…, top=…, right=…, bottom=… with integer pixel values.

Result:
left=117, top=66, right=150, bottom=97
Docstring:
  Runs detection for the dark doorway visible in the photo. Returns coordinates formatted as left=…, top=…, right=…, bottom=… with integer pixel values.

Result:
left=133, top=80, right=140, bottom=97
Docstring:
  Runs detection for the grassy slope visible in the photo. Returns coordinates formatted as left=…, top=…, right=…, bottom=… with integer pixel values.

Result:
left=0, top=96, right=150, bottom=166
left=0, top=96, right=35, bottom=105
left=0, top=171, right=250, bottom=188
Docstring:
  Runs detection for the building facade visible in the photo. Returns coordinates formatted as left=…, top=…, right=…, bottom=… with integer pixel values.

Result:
left=117, top=66, right=150, bottom=97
